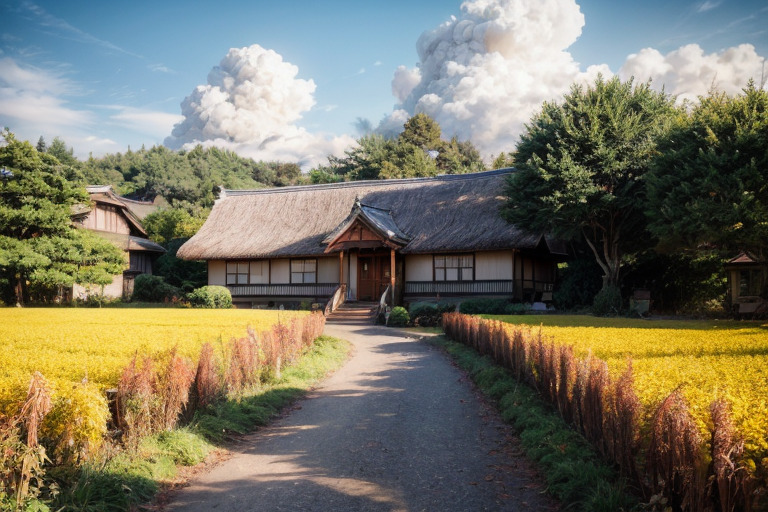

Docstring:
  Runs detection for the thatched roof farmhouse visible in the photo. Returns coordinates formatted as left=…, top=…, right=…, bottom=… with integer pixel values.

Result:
left=178, top=169, right=566, bottom=308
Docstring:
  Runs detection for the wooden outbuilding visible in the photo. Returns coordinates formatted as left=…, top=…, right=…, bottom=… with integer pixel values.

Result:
left=72, top=185, right=165, bottom=298
left=725, top=251, right=767, bottom=315
left=177, top=169, right=567, bottom=308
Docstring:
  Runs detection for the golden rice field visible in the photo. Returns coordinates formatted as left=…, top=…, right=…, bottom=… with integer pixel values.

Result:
left=489, top=314, right=768, bottom=463
left=0, top=308, right=307, bottom=406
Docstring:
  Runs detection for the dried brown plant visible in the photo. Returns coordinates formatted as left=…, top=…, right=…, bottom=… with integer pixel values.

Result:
left=647, top=388, right=705, bottom=511
left=155, top=347, right=195, bottom=431
left=557, top=345, right=575, bottom=424
left=194, top=342, right=222, bottom=409
left=117, top=355, right=156, bottom=441
left=710, top=399, right=754, bottom=512
left=19, top=372, right=52, bottom=449
left=607, top=360, right=641, bottom=481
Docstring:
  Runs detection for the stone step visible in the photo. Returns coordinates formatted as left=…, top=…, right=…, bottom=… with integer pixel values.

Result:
left=327, top=301, right=378, bottom=323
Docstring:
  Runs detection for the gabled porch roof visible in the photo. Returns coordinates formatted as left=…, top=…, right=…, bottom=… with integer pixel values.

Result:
left=725, top=251, right=764, bottom=268
left=323, top=199, right=411, bottom=252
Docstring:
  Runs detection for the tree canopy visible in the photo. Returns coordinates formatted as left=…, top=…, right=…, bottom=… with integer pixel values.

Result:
left=0, top=130, right=124, bottom=304
left=77, top=144, right=305, bottom=210
left=646, top=81, right=768, bottom=256
left=504, top=76, right=677, bottom=289
left=322, top=113, right=486, bottom=181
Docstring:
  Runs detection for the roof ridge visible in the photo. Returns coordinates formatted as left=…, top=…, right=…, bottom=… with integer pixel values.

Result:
left=221, top=167, right=515, bottom=197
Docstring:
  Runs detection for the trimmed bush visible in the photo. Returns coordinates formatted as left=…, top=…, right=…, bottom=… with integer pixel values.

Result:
left=459, top=297, right=509, bottom=315
left=409, top=302, right=455, bottom=326
left=387, top=306, right=410, bottom=327
left=187, top=286, right=233, bottom=309
left=131, top=274, right=181, bottom=303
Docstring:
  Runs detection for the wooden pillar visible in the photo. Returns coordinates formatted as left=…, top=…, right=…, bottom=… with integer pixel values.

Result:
left=512, top=249, right=518, bottom=300
left=339, top=250, right=344, bottom=286
left=390, top=249, right=396, bottom=306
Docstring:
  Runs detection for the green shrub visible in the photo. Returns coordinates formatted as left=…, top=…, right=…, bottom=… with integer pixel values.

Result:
left=187, top=286, right=233, bottom=309
left=409, top=302, right=455, bottom=326
left=504, top=302, right=531, bottom=315
left=459, top=298, right=509, bottom=315
left=131, top=274, right=181, bottom=303
left=387, top=306, right=410, bottom=327
left=591, top=285, right=622, bottom=316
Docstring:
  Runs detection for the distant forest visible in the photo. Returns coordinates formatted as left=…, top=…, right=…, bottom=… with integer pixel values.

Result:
left=37, top=113, right=489, bottom=214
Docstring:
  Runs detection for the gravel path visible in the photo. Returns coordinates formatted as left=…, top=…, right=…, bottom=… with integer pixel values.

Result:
left=164, top=320, right=559, bottom=511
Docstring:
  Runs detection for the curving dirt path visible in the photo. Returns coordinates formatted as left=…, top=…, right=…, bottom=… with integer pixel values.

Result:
left=164, top=320, right=559, bottom=511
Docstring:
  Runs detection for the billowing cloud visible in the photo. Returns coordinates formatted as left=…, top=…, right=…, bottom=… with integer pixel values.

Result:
left=378, top=0, right=767, bottom=158
left=619, top=44, right=766, bottom=104
left=164, top=44, right=354, bottom=168
left=378, top=0, right=596, bottom=157
left=391, top=65, right=421, bottom=103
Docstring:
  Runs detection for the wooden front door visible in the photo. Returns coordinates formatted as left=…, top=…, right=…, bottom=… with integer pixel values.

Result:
left=357, top=254, right=390, bottom=301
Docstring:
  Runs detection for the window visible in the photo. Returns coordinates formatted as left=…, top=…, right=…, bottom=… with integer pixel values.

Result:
left=130, top=253, right=150, bottom=274
left=226, top=261, right=250, bottom=285
left=291, top=259, right=317, bottom=283
left=434, top=254, right=473, bottom=281
left=249, top=261, right=264, bottom=283
left=739, top=269, right=762, bottom=297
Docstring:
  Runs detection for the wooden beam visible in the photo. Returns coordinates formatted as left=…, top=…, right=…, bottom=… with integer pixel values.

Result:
left=390, top=249, right=396, bottom=305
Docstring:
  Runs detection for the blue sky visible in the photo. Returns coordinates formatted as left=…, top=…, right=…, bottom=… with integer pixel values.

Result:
left=1, top=0, right=766, bottom=166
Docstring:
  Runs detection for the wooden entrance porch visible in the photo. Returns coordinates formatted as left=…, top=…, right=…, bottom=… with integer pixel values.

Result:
left=357, top=253, right=392, bottom=302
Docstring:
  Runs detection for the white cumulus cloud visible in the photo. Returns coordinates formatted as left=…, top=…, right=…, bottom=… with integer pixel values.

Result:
left=378, top=0, right=767, bottom=159
left=165, top=44, right=354, bottom=168
left=619, top=43, right=767, bottom=104
left=378, top=0, right=593, bottom=157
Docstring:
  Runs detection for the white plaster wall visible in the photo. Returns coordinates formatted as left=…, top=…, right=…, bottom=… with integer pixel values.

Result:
left=318, top=257, right=339, bottom=283
left=208, top=260, right=226, bottom=285
left=249, top=260, right=268, bottom=284
left=73, top=274, right=124, bottom=299
left=405, top=254, right=433, bottom=281
left=475, top=251, right=514, bottom=280
left=271, top=259, right=290, bottom=283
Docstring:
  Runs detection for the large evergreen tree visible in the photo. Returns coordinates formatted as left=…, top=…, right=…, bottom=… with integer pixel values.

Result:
left=646, top=81, right=768, bottom=256
left=0, top=130, right=124, bottom=304
left=504, top=76, right=677, bottom=289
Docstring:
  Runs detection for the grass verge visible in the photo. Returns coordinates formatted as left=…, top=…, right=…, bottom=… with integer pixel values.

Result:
left=49, top=335, right=351, bottom=511
left=427, top=334, right=638, bottom=512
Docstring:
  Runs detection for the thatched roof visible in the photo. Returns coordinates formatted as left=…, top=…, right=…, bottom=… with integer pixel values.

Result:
left=177, top=169, right=565, bottom=260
